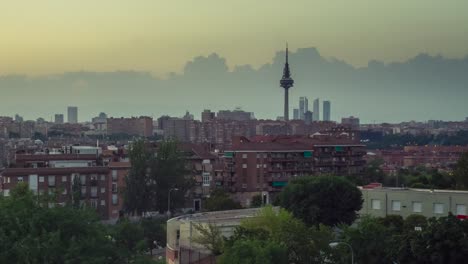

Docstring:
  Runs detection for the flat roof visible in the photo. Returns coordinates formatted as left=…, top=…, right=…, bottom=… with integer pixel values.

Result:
left=168, top=207, right=269, bottom=224
left=360, top=186, right=468, bottom=195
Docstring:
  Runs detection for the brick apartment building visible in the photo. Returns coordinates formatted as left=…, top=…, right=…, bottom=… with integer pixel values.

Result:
left=369, top=145, right=468, bottom=172
left=1, top=151, right=129, bottom=220
left=107, top=116, right=153, bottom=137
left=223, top=135, right=366, bottom=205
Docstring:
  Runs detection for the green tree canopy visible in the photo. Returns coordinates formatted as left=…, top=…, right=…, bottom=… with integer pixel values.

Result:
left=278, top=176, right=363, bottom=227
left=204, top=189, right=242, bottom=212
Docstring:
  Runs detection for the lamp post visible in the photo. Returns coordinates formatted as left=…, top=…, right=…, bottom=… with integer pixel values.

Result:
left=329, top=241, right=354, bottom=264
left=167, top=188, right=179, bottom=218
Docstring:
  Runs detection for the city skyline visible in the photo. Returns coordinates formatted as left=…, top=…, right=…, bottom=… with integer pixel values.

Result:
left=2, top=46, right=468, bottom=123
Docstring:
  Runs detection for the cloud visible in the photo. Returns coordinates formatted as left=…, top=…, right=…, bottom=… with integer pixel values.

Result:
left=1, top=47, right=467, bottom=123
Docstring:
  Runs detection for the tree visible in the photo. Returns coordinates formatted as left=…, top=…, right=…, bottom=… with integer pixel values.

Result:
left=149, top=140, right=191, bottom=213
left=455, top=152, right=468, bottom=189
left=71, top=174, right=81, bottom=209
left=236, top=206, right=334, bottom=264
left=341, top=215, right=395, bottom=264
left=250, top=194, right=263, bottom=208
left=123, top=139, right=152, bottom=215
left=191, top=222, right=225, bottom=255
left=278, top=176, right=363, bottom=227
left=204, top=189, right=242, bottom=211
left=0, top=184, right=119, bottom=263
left=219, top=239, right=288, bottom=264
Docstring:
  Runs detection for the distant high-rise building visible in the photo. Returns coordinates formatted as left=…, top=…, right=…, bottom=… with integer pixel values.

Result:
left=107, top=116, right=153, bottom=137
left=67, top=106, right=78, bottom=123
left=341, top=116, right=360, bottom=130
left=293, top=109, right=299, bottom=120
left=313, top=98, right=320, bottom=121
left=323, top=101, right=331, bottom=121
left=54, top=114, right=64, bottom=124
left=201, top=110, right=215, bottom=122
left=304, top=111, right=313, bottom=125
left=299, top=96, right=308, bottom=120
left=217, top=109, right=253, bottom=121
left=279, top=44, right=294, bottom=121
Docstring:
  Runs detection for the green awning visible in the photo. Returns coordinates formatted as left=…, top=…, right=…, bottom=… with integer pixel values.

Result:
left=272, top=181, right=288, bottom=187
left=335, top=146, right=344, bottom=152
left=224, top=152, right=234, bottom=157
left=303, top=151, right=313, bottom=158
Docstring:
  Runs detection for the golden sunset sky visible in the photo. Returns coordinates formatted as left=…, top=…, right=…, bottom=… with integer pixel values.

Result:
left=1, top=0, right=467, bottom=76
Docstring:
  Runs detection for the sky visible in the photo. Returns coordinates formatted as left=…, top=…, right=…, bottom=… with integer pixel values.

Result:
left=1, top=0, right=468, bottom=123
left=1, top=0, right=468, bottom=76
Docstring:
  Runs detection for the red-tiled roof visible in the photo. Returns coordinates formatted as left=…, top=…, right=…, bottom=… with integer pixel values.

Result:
left=15, top=154, right=98, bottom=162
left=230, top=136, right=363, bottom=151
left=1, top=167, right=109, bottom=176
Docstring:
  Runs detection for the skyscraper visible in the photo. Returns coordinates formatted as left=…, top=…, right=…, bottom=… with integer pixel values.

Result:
left=313, top=98, right=320, bottom=121
left=299, top=96, right=308, bottom=120
left=67, top=106, right=78, bottom=124
left=323, top=100, right=331, bottom=121
left=293, top=109, right=299, bottom=120
left=279, top=44, right=294, bottom=121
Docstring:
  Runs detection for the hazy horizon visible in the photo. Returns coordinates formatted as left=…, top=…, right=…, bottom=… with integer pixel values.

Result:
left=1, top=46, right=468, bottom=123
left=1, top=0, right=468, bottom=123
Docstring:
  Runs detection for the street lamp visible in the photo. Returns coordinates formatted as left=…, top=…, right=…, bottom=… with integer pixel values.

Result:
left=167, top=188, right=179, bottom=218
left=329, top=241, right=354, bottom=264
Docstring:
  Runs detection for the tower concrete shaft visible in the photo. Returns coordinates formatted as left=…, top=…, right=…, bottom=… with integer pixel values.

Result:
left=279, top=44, right=294, bottom=121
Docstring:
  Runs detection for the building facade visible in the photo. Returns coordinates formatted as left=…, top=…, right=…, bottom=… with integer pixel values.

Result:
left=313, top=98, right=320, bottom=121
left=107, top=116, right=153, bottom=137
left=323, top=100, right=331, bottom=121
left=67, top=106, right=78, bottom=124
left=361, top=185, right=468, bottom=219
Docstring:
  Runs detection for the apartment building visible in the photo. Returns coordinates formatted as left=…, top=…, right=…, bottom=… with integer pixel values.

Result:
left=222, top=135, right=366, bottom=205
left=361, top=185, right=468, bottom=219
left=1, top=151, right=129, bottom=220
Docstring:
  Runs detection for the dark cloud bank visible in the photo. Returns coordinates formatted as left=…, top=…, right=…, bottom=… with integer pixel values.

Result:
left=1, top=48, right=467, bottom=123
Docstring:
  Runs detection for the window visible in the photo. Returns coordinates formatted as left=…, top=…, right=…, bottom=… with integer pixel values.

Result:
left=3, top=189, right=10, bottom=196
left=263, top=164, right=267, bottom=168
left=100, top=200, right=106, bottom=206
left=48, top=176, right=56, bottom=186
left=202, top=172, right=210, bottom=186
left=433, top=203, right=444, bottom=214
left=112, top=194, right=118, bottom=205
left=39, top=176, right=44, bottom=183
left=112, top=183, right=118, bottom=193
left=100, top=174, right=106, bottom=181
left=256, top=164, right=260, bottom=168
left=80, top=175, right=86, bottom=185
left=242, top=153, right=247, bottom=159
left=391, top=200, right=401, bottom=211
left=17, top=177, right=24, bottom=182
left=371, top=199, right=381, bottom=210
left=81, top=186, right=87, bottom=195
left=90, top=174, right=98, bottom=181
left=62, top=188, right=67, bottom=195
left=256, top=153, right=260, bottom=159
left=90, top=199, right=98, bottom=208
left=48, top=188, right=55, bottom=195
left=90, top=187, right=98, bottom=197
left=62, top=176, right=67, bottom=182
left=412, top=202, right=422, bottom=213
left=242, top=164, right=247, bottom=169
left=101, top=187, right=106, bottom=193
left=456, top=204, right=467, bottom=215
left=112, top=170, right=118, bottom=181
